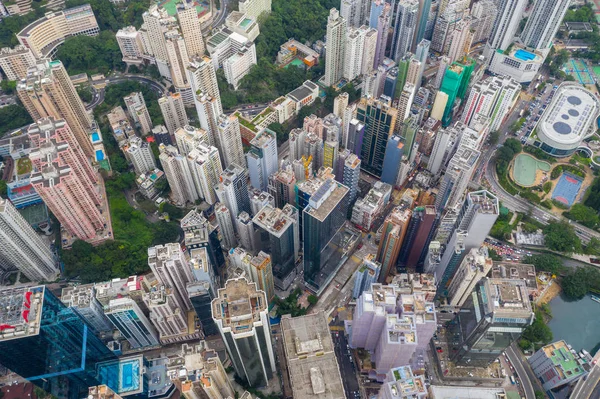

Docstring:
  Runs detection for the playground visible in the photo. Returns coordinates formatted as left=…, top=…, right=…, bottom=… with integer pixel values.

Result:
left=552, top=172, right=584, bottom=206
left=563, top=59, right=596, bottom=86
left=159, top=0, right=209, bottom=17
left=511, top=153, right=551, bottom=187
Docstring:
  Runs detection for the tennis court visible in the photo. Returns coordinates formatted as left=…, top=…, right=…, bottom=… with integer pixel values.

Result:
left=563, top=59, right=595, bottom=85
left=552, top=172, right=584, bottom=206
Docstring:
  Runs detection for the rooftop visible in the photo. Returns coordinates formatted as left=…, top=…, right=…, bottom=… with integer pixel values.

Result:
left=540, top=340, right=586, bottom=380
left=0, top=286, right=44, bottom=341
left=304, top=179, right=349, bottom=222
left=538, top=83, right=600, bottom=147
left=491, top=262, right=538, bottom=292
left=482, top=278, right=534, bottom=320
left=280, top=312, right=345, bottom=399
left=211, top=278, right=267, bottom=334
left=252, top=204, right=295, bottom=237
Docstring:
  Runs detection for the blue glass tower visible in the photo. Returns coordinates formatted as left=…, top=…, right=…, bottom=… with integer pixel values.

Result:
left=0, top=286, right=117, bottom=399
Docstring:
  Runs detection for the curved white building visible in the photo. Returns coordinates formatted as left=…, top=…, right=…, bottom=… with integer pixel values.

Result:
left=534, top=83, right=600, bottom=157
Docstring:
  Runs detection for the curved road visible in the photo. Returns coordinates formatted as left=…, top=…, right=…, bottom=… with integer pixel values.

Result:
left=484, top=150, right=599, bottom=244
left=506, top=344, right=535, bottom=399
left=85, top=75, right=168, bottom=111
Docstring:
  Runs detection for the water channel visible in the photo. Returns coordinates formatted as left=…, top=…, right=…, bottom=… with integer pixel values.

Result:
left=547, top=293, right=600, bottom=354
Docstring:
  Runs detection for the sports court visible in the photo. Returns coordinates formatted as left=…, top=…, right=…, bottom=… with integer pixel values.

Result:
left=512, top=153, right=551, bottom=187
left=552, top=172, right=584, bottom=206
left=159, top=0, right=208, bottom=17
left=563, top=59, right=596, bottom=85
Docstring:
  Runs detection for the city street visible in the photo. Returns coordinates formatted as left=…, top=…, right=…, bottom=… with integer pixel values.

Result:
left=331, top=330, right=360, bottom=398
left=505, top=344, right=535, bottom=399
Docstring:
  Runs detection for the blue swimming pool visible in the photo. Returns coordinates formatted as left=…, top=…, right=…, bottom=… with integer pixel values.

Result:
left=514, top=49, right=536, bottom=61
left=91, top=132, right=100, bottom=142
left=96, top=150, right=105, bottom=161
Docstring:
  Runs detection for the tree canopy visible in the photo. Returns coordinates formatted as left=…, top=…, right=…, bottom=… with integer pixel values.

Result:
left=524, top=253, right=564, bottom=275
left=55, top=32, right=124, bottom=76
left=563, top=203, right=599, bottom=229
left=543, top=221, right=582, bottom=253
left=561, top=266, right=600, bottom=300
left=519, top=310, right=553, bottom=351
left=0, top=104, right=33, bottom=136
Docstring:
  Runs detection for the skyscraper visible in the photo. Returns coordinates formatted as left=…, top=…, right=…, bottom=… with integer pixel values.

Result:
left=302, top=176, right=349, bottom=293
left=147, top=243, right=195, bottom=310
left=435, top=136, right=480, bottom=211
left=435, top=191, right=499, bottom=292
left=341, top=152, right=361, bottom=206
left=470, top=0, right=497, bottom=44
left=159, top=144, right=198, bottom=205
left=194, top=93, right=221, bottom=145
left=446, top=247, right=492, bottom=307
left=187, top=143, right=223, bottom=205
left=413, top=0, right=432, bottom=48
left=253, top=204, right=300, bottom=290
left=344, top=26, right=367, bottom=81
left=450, top=278, right=534, bottom=367
left=0, top=45, right=36, bottom=80
left=333, top=92, right=349, bottom=119
left=397, top=205, right=437, bottom=271
left=105, top=297, right=160, bottom=349
left=237, top=211, right=260, bottom=252
left=187, top=56, right=223, bottom=115
left=356, top=96, right=398, bottom=177
left=181, top=209, right=225, bottom=281
left=373, top=3, right=391, bottom=68
left=60, top=284, right=114, bottom=334
left=124, top=92, right=153, bottom=135
left=211, top=278, right=276, bottom=387
left=28, top=118, right=108, bottom=242
left=0, top=197, right=58, bottom=281
left=520, top=0, right=570, bottom=53
left=175, top=125, right=210, bottom=155
left=159, top=93, right=189, bottom=135
left=215, top=163, right=251, bottom=216
left=391, top=0, right=418, bottom=62
left=215, top=203, right=236, bottom=249
left=352, top=253, right=381, bottom=298
left=0, top=286, right=117, bottom=399
left=126, top=136, right=156, bottom=175
left=246, top=128, right=278, bottom=191
left=380, top=135, right=404, bottom=185
left=17, top=60, right=93, bottom=156
left=177, top=4, right=205, bottom=57
left=376, top=206, right=412, bottom=282
left=484, top=0, right=526, bottom=57
left=249, top=251, right=275, bottom=303
left=324, top=8, right=347, bottom=86
left=165, top=30, right=192, bottom=104
left=216, top=114, right=245, bottom=168
left=461, top=75, right=520, bottom=131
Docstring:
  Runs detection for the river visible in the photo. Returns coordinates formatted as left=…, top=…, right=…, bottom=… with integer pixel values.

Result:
left=547, top=293, right=600, bottom=354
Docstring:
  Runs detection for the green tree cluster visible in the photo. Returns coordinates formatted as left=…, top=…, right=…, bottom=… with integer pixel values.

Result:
left=561, top=266, right=600, bottom=300
left=495, top=138, right=522, bottom=176
left=256, top=0, right=337, bottom=60
left=563, top=4, right=595, bottom=23
left=519, top=310, right=553, bottom=351
left=274, top=288, right=307, bottom=317
left=0, top=6, right=47, bottom=48
left=563, top=203, right=599, bottom=228
left=490, top=210, right=514, bottom=240
left=61, top=175, right=179, bottom=283
left=0, top=80, right=17, bottom=95
left=543, top=221, right=582, bottom=253
left=524, top=253, right=564, bottom=275
left=95, top=81, right=164, bottom=126
left=585, top=177, right=600, bottom=211
left=0, top=104, right=33, bottom=136
left=65, top=0, right=154, bottom=30
left=55, top=32, right=124, bottom=76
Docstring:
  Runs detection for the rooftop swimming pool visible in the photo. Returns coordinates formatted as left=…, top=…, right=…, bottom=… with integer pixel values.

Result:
left=96, top=150, right=105, bottom=161
left=91, top=132, right=100, bottom=142
left=514, top=49, right=536, bottom=62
